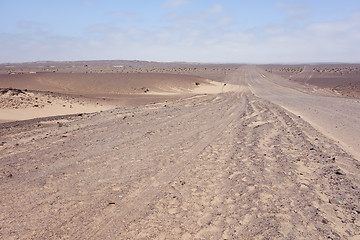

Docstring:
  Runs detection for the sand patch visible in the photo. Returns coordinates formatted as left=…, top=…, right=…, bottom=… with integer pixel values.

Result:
left=0, top=103, right=110, bottom=122
left=0, top=88, right=111, bottom=122
left=0, top=73, right=240, bottom=122
left=148, top=80, right=239, bottom=95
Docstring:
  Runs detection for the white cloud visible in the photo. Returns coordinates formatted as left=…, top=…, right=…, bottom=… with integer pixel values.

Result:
left=164, top=2, right=232, bottom=30
left=207, top=4, right=223, bottom=15
left=276, top=1, right=310, bottom=22
left=163, top=0, right=191, bottom=8
left=217, top=17, right=233, bottom=26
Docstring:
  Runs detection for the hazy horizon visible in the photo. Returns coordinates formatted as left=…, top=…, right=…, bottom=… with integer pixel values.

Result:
left=2, top=59, right=360, bottom=66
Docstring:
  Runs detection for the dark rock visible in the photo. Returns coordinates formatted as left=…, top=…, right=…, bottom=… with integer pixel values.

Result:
left=335, top=170, right=345, bottom=175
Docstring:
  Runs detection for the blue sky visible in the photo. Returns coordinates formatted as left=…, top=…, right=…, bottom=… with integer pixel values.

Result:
left=1, top=0, right=360, bottom=63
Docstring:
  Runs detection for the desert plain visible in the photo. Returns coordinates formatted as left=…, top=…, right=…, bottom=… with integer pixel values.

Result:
left=1, top=61, right=360, bottom=239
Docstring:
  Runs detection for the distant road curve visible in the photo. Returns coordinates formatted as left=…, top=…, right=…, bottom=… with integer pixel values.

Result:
left=245, top=65, right=360, bottom=160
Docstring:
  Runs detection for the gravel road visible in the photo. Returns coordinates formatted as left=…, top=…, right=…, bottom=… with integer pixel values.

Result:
left=1, top=66, right=359, bottom=239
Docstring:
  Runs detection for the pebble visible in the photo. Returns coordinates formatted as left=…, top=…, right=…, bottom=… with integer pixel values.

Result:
left=329, top=198, right=342, bottom=205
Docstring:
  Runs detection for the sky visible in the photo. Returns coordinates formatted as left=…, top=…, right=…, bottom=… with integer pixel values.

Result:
left=1, top=0, right=360, bottom=63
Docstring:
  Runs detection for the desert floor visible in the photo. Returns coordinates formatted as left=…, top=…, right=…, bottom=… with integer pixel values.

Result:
left=1, top=62, right=360, bottom=239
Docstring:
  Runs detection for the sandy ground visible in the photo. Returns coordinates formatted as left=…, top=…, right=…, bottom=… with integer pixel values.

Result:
left=0, top=71, right=235, bottom=122
left=0, top=88, right=113, bottom=123
left=1, top=64, right=360, bottom=239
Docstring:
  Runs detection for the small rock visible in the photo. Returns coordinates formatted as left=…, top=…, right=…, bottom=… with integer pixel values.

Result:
left=108, top=202, right=115, bottom=205
left=8, top=173, right=13, bottom=178
left=335, top=170, right=345, bottom=175
left=329, top=198, right=342, bottom=205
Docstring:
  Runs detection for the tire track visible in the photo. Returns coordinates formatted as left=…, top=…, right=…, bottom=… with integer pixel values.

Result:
left=82, top=92, right=246, bottom=239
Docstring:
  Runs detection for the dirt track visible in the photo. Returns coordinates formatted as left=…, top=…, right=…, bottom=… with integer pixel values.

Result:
left=1, top=67, right=360, bottom=239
